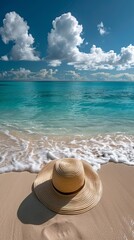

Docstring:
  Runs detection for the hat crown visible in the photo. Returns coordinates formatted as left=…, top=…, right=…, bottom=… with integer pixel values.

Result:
left=52, top=158, right=85, bottom=193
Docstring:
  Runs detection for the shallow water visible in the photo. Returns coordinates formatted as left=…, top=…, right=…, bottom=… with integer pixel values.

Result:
left=0, top=81, right=134, bottom=173
left=1, top=81, right=134, bottom=135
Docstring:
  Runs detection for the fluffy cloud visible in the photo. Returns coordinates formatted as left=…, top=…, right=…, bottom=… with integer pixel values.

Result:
left=91, top=72, right=134, bottom=81
left=97, top=22, right=108, bottom=36
left=1, top=11, right=134, bottom=71
left=117, top=44, right=134, bottom=70
left=37, top=69, right=58, bottom=80
left=47, top=12, right=83, bottom=65
left=0, top=68, right=31, bottom=80
left=0, top=68, right=58, bottom=81
left=0, top=55, right=8, bottom=61
left=69, top=45, right=118, bottom=70
left=65, top=70, right=82, bottom=80
left=1, top=68, right=134, bottom=81
left=47, top=12, right=134, bottom=71
left=0, top=12, right=39, bottom=60
left=48, top=59, right=62, bottom=67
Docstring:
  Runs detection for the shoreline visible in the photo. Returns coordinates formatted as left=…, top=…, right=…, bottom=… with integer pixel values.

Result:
left=0, top=130, right=134, bottom=173
left=0, top=162, right=134, bottom=239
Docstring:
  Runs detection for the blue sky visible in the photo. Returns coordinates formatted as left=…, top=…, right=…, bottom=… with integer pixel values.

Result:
left=0, top=0, right=134, bottom=81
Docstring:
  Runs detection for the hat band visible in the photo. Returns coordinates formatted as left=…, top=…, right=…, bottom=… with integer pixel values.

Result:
left=52, top=181, right=85, bottom=195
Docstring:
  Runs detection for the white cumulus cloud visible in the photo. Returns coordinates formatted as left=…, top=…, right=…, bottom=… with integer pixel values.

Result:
left=1, top=11, right=134, bottom=72
left=37, top=69, right=58, bottom=80
left=97, top=22, right=108, bottom=36
left=0, top=68, right=58, bottom=81
left=0, top=55, right=8, bottom=61
left=91, top=72, right=134, bottom=81
left=65, top=70, right=82, bottom=80
left=47, top=12, right=83, bottom=66
left=69, top=45, right=118, bottom=70
left=47, top=12, right=134, bottom=71
left=0, top=12, right=39, bottom=60
left=117, top=44, right=134, bottom=70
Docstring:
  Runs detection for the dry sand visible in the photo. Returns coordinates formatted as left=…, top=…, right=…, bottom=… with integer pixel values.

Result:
left=0, top=163, right=134, bottom=240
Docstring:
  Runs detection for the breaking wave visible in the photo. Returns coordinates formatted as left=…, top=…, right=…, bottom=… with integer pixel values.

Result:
left=0, top=129, right=134, bottom=173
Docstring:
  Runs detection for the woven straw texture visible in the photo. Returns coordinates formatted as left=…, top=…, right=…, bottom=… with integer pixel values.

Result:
left=34, top=158, right=102, bottom=215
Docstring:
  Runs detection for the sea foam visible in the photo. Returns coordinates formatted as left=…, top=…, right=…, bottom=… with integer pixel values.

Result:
left=0, top=130, right=134, bottom=173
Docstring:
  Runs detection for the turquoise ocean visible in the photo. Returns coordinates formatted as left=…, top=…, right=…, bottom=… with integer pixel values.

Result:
left=0, top=81, right=134, bottom=173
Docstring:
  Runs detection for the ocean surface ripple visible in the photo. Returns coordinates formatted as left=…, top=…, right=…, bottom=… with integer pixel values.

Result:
left=1, top=81, right=134, bottom=173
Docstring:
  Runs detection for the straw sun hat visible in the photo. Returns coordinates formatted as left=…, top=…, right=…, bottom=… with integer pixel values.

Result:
left=33, top=158, right=102, bottom=215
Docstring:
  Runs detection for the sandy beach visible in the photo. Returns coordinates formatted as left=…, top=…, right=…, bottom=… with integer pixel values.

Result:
left=0, top=163, right=134, bottom=240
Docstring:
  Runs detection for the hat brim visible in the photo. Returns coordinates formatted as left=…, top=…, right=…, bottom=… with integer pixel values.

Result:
left=33, top=159, right=102, bottom=215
